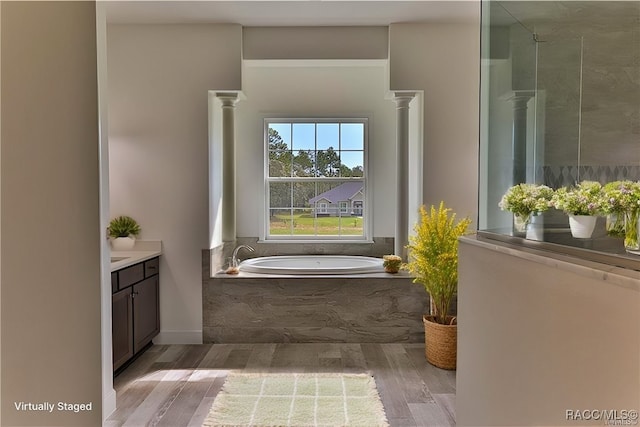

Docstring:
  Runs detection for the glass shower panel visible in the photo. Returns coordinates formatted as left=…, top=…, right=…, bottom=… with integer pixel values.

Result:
left=480, top=0, right=640, bottom=267
left=480, top=1, right=538, bottom=231
left=535, top=38, right=583, bottom=228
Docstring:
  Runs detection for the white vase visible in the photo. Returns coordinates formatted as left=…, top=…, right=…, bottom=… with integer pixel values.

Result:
left=526, top=214, right=544, bottom=241
left=111, top=236, right=136, bottom=251
left=568, top=215, right=597, bottom=239
left=513, top=213, right=531, bottom=233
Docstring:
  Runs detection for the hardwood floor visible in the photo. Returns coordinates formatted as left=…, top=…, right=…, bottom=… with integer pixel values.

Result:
left=105, top=343, right=456, bottom=427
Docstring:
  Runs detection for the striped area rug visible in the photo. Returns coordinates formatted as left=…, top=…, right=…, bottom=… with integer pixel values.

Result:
left=202, top=372, right=389, bottom=427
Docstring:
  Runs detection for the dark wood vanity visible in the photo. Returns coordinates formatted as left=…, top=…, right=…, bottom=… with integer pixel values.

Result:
left=111, top=257, right=160, bottom=372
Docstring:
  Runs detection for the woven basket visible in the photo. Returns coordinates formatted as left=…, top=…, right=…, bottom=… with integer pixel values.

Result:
left=423, top=315, right=457, bottom=370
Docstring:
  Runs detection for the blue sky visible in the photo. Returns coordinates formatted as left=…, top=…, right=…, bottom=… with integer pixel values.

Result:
left=268, top=122, right=364, bottom=168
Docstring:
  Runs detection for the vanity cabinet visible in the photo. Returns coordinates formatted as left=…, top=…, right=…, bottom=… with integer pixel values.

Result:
left=112, top=287, right=133, bottom=370
left=112, top=257, right=160, bottom=372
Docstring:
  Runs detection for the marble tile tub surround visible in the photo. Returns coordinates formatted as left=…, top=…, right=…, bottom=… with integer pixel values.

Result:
left=201, top=241, right=431, bottom=344
left=209, top=237, right=394, bottom=275
left=203, top=273, right=429, bottom=343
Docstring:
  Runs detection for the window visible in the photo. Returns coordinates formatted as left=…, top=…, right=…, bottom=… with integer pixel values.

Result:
left=265, top=119, right=367, bottom=240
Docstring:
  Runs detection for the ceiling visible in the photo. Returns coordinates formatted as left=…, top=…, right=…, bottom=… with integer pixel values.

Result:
left=104, top=1, right=480, bottom=26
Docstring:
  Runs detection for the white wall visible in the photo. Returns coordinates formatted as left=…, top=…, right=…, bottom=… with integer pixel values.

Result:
left=457, top=239, right=640, bottom=426
left=236, top=61, right=397, bottom=238
left=1, top=2, right=103, bottom=425
left=389, top=21, right=481, bottom=223
left=243, top=26, right=388, bottom=60
left=107, top=24, right=242, bottom=343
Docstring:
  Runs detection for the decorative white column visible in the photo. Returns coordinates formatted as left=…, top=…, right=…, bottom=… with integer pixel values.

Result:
left=217, top=93, right=240, bottom=242
left=506, top=90, right=534, bottom=185
left=394, top=92, right=416, bottom=259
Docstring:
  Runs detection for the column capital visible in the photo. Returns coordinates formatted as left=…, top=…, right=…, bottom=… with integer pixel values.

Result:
left=501, top=90, right=535, bottom=105
left=215, top=92, right=241, bottom=107
left=392, top=91, right=417, bottom=109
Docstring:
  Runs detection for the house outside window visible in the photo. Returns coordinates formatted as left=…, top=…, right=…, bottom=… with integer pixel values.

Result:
left=265, top=119, right=368, bottom=240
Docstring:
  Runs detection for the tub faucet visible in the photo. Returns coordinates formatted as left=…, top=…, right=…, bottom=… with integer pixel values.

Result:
left=232, top=245, right=254, bottom=266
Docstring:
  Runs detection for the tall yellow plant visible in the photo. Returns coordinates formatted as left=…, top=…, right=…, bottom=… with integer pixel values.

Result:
left=405, top=202, right=472, bottom=325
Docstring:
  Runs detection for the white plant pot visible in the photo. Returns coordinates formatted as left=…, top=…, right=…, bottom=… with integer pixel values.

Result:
left=568, top=215, right=597, bottom=239
left=111, top=236, right=136, bottom=251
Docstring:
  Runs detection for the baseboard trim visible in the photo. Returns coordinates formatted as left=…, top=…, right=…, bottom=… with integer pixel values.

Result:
left=103, top=388, right=117, bottom=421
left=153, top=330, right=203, bottom=344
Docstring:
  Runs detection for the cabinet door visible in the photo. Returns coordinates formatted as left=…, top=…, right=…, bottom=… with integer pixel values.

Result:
left=112, top=288, right=133, bottom=371
left=133, top=276, right=159, bottom=353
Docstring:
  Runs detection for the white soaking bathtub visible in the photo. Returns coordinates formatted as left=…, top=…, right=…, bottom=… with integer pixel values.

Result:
left=239, top=255, right=384, bottom=275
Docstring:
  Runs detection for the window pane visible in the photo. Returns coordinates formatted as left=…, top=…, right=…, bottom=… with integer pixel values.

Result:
left=265, top=119, right=367, bottom=240
left=269, top=208, right=292, bottom=235
left=339, top=151, right=364, bottom=177
left=291, top=209, right=311, bottom=235
left=269, top=182, right=291, bottom=208
left=269, top=150, right=292, bottom=177
left=267, top=179, right=365, bottom=238
left=293, top=182, right=315, bottom=208
left=315, top=214, right=339, bottom=235
left=292, top=123, right=315, bottom=150
left=340, top=215, right=364, bottom=236
left=317, top=123, right=339, bottom=150
left=340, top=123, right=364, bottom=150
left=315, top=149, right=340, bottom=177
left=292, top=150, right=315, bottom=177
left=268, top=124, right=291, bottom=150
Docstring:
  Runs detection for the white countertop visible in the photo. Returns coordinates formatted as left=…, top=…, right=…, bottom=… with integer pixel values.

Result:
left=110, top=240, right=162, bottom=272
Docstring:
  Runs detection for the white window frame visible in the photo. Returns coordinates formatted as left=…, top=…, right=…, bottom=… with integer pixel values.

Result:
left=263, top=118, right=370, bottom=242
left=339, top=201, right=349, bottom=214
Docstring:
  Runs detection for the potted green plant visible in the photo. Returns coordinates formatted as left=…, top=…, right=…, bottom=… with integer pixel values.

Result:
left=498, top=183, right=554, bottom=232
left=551, top=181, right=603, bottom=239
left=108, top=215, right=141, bottom=251
left=405, top=202, right=471, bottom=370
